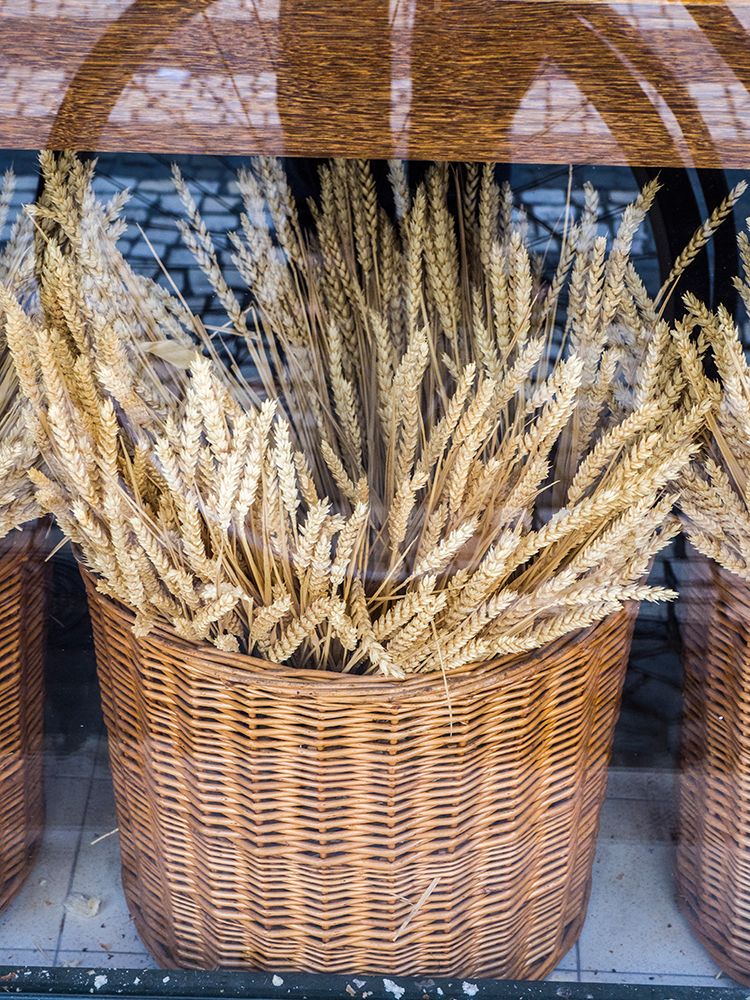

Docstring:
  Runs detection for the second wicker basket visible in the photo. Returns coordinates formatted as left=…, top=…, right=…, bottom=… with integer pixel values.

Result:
left=0, top=525, right=46, bottom=912
left=678, top=548, right=750, bottom=985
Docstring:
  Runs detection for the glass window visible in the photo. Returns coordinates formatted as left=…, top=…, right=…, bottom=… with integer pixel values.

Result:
left=1, top=4, right=750, bottom=996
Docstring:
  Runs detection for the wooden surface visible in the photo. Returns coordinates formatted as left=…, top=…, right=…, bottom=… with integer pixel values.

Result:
left=2, top=0, right=750, bottom=166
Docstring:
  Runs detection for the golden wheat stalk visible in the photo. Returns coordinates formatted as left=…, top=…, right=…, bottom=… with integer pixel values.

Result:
left=0, top=169, right=41, bottom=539
left=8, top=152, right=723, bottom=674
left=676, top=229, right=750, bottom=580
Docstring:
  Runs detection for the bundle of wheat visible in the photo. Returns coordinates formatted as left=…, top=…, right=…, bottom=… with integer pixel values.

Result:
left=4, top=152, right=726, bottom=675
left=672, top=227, right=750, bottom=572
left=0, top=169, right=40, bottom=539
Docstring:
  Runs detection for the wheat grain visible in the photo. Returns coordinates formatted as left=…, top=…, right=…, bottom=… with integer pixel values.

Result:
left=13, top=152, right=717, bottom=673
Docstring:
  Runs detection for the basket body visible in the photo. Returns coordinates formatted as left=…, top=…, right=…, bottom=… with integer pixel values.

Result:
left=677, top=549, right=750, bottom=985
left=0, top=526, right=46, bottom=911
left=82, top=566, right=635, bottom=977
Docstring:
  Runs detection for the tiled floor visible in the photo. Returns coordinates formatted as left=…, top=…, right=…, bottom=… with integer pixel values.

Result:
left=0, top=750, right=736, bottom=988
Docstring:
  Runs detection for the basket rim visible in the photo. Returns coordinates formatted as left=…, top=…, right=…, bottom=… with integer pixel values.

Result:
left=79, top=558, right=633, bottom=701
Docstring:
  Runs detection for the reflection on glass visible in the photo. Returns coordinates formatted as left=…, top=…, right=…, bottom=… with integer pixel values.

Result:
left=0, top=1, right=747, bottom=167
left=1, top=0, right=750, bottom=992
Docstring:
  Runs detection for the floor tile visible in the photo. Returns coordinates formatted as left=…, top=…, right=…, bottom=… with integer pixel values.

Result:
left=596, top=793, right=675, bottom=846
left=92, top=734, right=112, bottom=782
left=580, top=970, right=735, bottom=988
left=554, top=944, right=578, bottom=972
left=57, top=778, right=145, bottom=955
left=56, top=951, right=156, bottom=970
left=0, top=949, right=50, bottom=967
left=44, top=733, right=100, bottom=781
left=0, top=777, right=89, bottom=953
left=606, top=768, right=676, bottom=803
left=578, top=832, right=724, bottom=977
left=545, top=969, right=580, bottom=982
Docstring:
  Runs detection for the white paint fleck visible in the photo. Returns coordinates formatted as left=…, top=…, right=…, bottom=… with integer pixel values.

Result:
left=162, top=978, right=171, bottom=984
left=353, top=981, right=366, bottom=990
left=93, top=976, right=108, bottom=990
left=462, top=984, right=478, bottom=997
left=272, top=975, right=284, bottom=987
left=437, top=991, right=444, bottom=997
left=383, top=980, right=405, bottom=1000
left=133, top=980, right=141, bottom=986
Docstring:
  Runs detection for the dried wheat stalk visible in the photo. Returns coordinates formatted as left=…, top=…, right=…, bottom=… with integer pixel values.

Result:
left=7, top=152, right=713, bottom=674
left=0, top=169, right=40, bottom=540
left=675, top=222, right=750, bottom=578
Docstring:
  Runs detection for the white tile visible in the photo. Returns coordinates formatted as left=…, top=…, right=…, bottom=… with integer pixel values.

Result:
left=0, top=949, right=49, bottom=967
left=578, top=835, right=724, bottom=977
left=58, top=778, right=146, bottom=955
left=55, top=951, right=156, bottom=970
left=606, top=768, right=675, bottom=803
left=596, top=794, right=675, bottom=846
left=581, top=970, right=735, bottom=988
left=44, top=733, right=100, bottom=781
left=555, top=944, right=578, bottom=971
left=546, top=969, right=579, bottom=982
left=0, top=777, right=89, bottom=952
left=706, top=974, right=744, bottom=989
left=92, top=735, right=112, bottom=781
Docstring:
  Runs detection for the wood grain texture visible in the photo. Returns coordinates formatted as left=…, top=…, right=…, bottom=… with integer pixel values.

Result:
left=1, top=0, right=750, bottom=166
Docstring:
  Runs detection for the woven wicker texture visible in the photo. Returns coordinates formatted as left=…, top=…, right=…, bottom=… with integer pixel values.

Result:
left=82, top=565, right=635, bottom=977
left=0, top=525, right=46, bottom=912
left=678, top=548, right=750, bottom=985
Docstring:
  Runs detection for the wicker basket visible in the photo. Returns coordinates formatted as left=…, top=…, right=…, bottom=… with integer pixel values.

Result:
left=82, top=565, right=635, bottom=977
left=677, top=547, right=750, bottom=985
left=0, top=526, right=46, bottom=911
